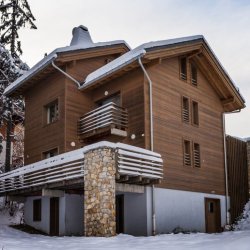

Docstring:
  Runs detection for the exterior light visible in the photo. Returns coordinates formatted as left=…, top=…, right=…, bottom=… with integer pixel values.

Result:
left=131, top=134, right=136, bottom=140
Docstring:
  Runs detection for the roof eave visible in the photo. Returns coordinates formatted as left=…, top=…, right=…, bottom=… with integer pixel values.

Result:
left=4, top=53, right=58, bottom=97
left=79, top=50, right=146, bottom=91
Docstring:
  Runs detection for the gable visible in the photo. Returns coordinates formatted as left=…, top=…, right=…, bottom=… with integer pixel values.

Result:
left=80, top=37, right=245, bottom=112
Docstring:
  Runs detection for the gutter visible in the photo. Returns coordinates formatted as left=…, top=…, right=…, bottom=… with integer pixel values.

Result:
left=51, top=60, right=81, bottom=88
left=222, top=109, right=241, bottom=226
left=138, top=57, right=156, bottom=236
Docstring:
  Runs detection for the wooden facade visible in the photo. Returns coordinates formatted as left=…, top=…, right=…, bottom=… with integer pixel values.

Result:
left=226, top=135, right=249, bottom=223
left=2, top=26, right=248, bottom=236
left=145, top=57, right=226, bottom=194
left=24, top=55, right=227, bottom=195
left=3, top=27, right=245, bottom=211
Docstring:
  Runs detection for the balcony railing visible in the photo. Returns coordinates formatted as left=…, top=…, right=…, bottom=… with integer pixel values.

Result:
left=0, top=142, right=163, bottom=194
left=116, top=144, right=163, bottom=180
left=0, top=149, right=85, bottom=193
left=78, top=102, right=128, bottom=138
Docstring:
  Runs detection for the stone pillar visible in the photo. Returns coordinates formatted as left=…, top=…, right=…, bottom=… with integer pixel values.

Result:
left=84, top=147, right=116, bottom=236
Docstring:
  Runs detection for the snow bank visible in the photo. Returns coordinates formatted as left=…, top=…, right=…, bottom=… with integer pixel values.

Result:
left=234, top=200, right=250, bottom=231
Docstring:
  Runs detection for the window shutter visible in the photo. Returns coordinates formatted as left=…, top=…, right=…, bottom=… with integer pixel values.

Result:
left=193, top=143, right=200, bottom=167
left=182, top=97, right=189, bottom=122
left=184, top=140, right=191, bottom=166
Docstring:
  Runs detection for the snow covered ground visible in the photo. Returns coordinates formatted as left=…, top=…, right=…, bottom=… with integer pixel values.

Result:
left=1, top=198, right=250, bottom=250
left=1, top=226, right=250, bottom=250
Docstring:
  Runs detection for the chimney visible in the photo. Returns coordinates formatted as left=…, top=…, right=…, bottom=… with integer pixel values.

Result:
left=70, top=25, right=93, bottom=46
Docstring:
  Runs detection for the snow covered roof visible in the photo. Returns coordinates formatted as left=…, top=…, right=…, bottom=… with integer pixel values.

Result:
left=80, top=35, right=204, bottom=90
left=81, top=47, right=147, bottom=89
left=80, top=35, right=245, bottom=105
left=4, top=26, right=130, bottom=96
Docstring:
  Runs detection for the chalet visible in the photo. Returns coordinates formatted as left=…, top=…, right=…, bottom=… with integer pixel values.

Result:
left=0, top=25, right=245, bottom=236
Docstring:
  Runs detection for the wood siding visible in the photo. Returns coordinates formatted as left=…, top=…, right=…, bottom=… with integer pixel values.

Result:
left=63, top=55, right=145, bottom=152
left=24, top=53, right=122, bottom=163
left=146, top=57, right=226, bottom=195
left=23, top=45, right=234, bottom=197
left=226, top=135, right=248, bottom=223
left=91, top=69, right=145, bottom=148
left=24, top=71, right=66, bottom=165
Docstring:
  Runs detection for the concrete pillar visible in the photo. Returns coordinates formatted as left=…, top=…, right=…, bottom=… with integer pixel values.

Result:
left=84, top=147, right=116, bottom=236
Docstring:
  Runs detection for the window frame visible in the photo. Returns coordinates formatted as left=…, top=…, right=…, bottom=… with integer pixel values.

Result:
left=193, top=142, right=201, bottom=168
left=191, top=100, right=199, bottom=126
left=182, top=96, right=190, bottom=123
left=190, top=62, right=198, bottom=86
left=179, top=57, right=187, bottom=81
left=33, top=199, right=42, bottom=222
left=183, top=139, right=192, bottom=167
left=42, top=147, right=59, bottom=159
left=96, top=91, right=121, bottom=107
left=44, top=99, right=59, bottom=125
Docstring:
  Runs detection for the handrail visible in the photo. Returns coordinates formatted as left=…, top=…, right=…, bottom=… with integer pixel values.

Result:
left=0, top=141, right=163, bottom=194
left=78, top=102, right=128, bottom=136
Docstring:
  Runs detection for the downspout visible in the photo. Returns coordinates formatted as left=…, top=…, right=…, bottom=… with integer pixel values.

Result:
left=51, top=60, right=81, bottom=88
left=223, top=109, right=241, bottom=226
left=138, top=57, right=156, bottom=236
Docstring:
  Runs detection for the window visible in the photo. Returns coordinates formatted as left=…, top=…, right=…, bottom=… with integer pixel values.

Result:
left=46, top=100, right=59, bottom=124
left=208, top=202, right=214, bottom=213
left=98, top=93, right=121, bottom=106
left=192, top=101, right=199, bottom=126
left=43, top=148, right=58, bottom=159
left=182, top=97, right=189, bottom=122
left=193, top=143, right=201, bottom=168
left=180, top=57, right=187, bottom=80
left=33, top=199, right=41, bottom=221
left=183, top=140, right=191, bottom=166
left=191, top=63, right=197, bottom=85
left=183, top=140, right=201, bottom=168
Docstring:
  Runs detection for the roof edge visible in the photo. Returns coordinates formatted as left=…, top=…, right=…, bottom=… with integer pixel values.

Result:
left=4, top=53, right=58, bottom=96
left=4, top=41, right=131, bottom=97
left=79, top=49, right=146, bottom=90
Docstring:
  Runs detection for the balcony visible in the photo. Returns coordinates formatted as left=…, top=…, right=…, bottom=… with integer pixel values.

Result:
left=0, top=142, right=163, bottom=195
left=78, top=102, right=128, bottom=141
left=0, top=149, right=85, bottom=195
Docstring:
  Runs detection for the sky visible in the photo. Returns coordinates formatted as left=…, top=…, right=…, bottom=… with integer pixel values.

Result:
left=17, top=0, right=250, bottom=138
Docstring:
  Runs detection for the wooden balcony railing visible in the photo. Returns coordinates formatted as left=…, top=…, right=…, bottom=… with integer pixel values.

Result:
left=116, top=143, right=163, bottom=182
left=0, top=149, right=85, bottom=194
left=78, top=102, right=128, bottom=139
left=0, top=142, right=163, bottom=194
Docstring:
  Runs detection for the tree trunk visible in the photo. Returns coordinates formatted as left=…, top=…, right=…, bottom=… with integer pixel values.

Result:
left=5, top=115, right=12, bottom=172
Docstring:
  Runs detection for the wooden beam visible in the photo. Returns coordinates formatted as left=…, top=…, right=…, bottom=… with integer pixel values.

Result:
left=141, top=178, right=150, bottom=185
left=222, top=97, right=235, bottom=106
left=150, top=179, right=161, bottom=185
left=127, top=176, right=142, bottom=184
left=116, top=175, right=129, bottom=182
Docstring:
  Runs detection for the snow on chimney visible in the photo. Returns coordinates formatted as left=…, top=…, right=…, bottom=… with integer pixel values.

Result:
left=70, top=25, right=93, bottom=46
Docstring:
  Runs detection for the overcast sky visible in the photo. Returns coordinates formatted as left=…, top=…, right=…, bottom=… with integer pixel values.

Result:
left=18, top=0, right=250, bottom=138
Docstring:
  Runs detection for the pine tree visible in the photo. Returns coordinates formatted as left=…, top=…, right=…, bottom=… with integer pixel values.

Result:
left=0, top=0, right=37, bottom=58
left=0, top=43, right=27, bottom=172
left=0, top=0, right=36, bottom=172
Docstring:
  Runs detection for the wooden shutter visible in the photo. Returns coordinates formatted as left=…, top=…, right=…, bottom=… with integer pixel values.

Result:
left=183, top=140, right=191, bottom=166
left=193, top=143, right=200, bottom=167
left=182, top=97, right=189, bottom=122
